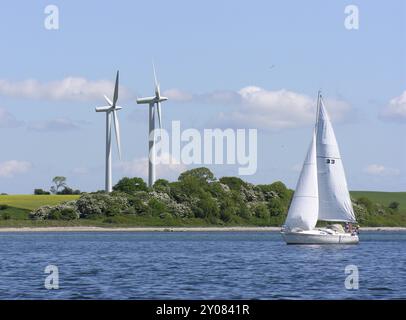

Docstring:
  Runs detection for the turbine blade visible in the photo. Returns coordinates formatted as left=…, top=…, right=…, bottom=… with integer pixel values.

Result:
left=152, top=62, right=158, bottom=88
left=157, top=102, right=162, bottom=134
left=104, top=95, right=113, bottom=106
left=152, top=62, right=160, bottom=98
left=113, top=70, right=119, bottom=106
left=112, top=110, right=122, bottom=159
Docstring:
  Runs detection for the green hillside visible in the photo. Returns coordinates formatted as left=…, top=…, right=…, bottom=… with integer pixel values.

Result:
left=351, top=191, right=406, bottom=212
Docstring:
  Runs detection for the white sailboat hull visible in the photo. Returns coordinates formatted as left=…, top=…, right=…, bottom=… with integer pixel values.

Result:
left=281, top=228, right=359, bottom=245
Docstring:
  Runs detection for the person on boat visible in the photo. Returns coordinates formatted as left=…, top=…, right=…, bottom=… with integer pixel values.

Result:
left=345, top=222, right=350, bottom=233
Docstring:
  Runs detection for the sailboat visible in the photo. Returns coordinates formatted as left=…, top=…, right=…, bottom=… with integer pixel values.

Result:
left=281, top=91, right=359, bottom=245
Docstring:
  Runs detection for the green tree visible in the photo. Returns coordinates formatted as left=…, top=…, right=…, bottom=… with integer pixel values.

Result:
left=268, top=198, right=284, bottom=216
left=153, top=179, right=170, bottom=193
left=259, top=181, right=290, bottom=200
left=219, top=196, right=238, bottom=222
left=51, top=176, right=67, bottom=194
left=58, top=187, right=81, bottom=195
left=254, top=203, right=269, bottom=219
left=219, top=176, right=247, bottom=191
left=34, top=189, right=51, bottom=195
left=175, top=175, right=203, bottom=197
left=148, top=198, right=167, bottom=216
left=192, top=192, right=219, bottom=220
left=113, top=177, right=148, bottom=194
left=178, top=167, right=216, bottom=184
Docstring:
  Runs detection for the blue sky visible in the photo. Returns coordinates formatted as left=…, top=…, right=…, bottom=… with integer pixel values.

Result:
left=0, top=0, right=405, bottom=193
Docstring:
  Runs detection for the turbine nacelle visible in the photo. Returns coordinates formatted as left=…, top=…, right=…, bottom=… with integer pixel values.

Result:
left=136, top=96, right=168, bottom=105
left=158, top=96, right=168, bottom=102
left=95, top=105, right=122, bottom=112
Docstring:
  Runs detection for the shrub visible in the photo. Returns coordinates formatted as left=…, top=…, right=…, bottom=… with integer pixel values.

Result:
left=29, top=202, right=79, bottom=220
left=159, top=212, right=172, bottom=220
left=258, top=181, right=292, bottom=204
left=148, top=198, right=167, bottom=217
left=59, top=207, right=80, bottom=220
left=268, top=198, right=284, bottom=217
left=153, top=179, right=171, bottom=193
left=0, top=204, right=9, bottom=210
left=195, top=193, right=219, bottom=219
left=1, top=212, right=11, bottom=220
left=76, top=193, right=129, bottom=218
left=236, top=204, right=250, bottom=219
left=30, top=206, right=53, bottom=220
left=57, top=187, right=81, bottom=195
left=220, top=208, right=233, bottom=222
left=113, top=177, right=148, bottom=194
left=76, top=194, right=106, bottom=217
left=34, top=189, right=51, bottom=195
left=129, top=192, right=150, bottom=215
left=178, top=167, right=216, bottom=184
left=356, top=197, right=375, bottom=214
left=219, top=176, right=247, bottom=191
left=254, top=203, right=269, bottom=219
left=219, top=197, right=237, bottom=222
left=47, top=209, right=62, bottom=220
left=389, top=201, right=400, bottom=211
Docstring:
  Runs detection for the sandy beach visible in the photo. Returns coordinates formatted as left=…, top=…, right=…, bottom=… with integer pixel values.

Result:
left=0, top=226, right=405, bottom=232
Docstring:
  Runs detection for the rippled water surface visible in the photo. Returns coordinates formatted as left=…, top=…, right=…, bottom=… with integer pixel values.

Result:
left=0, top=231, right=405, bottom=299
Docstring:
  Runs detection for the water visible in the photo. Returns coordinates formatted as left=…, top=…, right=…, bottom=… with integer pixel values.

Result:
left=0, top=231, right=405, bottom=299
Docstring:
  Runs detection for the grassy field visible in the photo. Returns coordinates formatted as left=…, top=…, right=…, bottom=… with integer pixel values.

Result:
left=350, top=191, right=406, bottom=211
left=0, top=195, right=80, bottom=211
left=0, top=192, right=405, bottom=227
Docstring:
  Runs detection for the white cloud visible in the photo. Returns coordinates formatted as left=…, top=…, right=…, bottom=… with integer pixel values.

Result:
left=28, top=118, right=88, bottom=132
left=164, top=88, right=240, bottom=105
left=116, top=152, right=187, bottom=180
left=0, top=107, right=22, bottom=128
left=164, top=89, right=193, bottom=102
left=0, top=160, right=31, bottom=177
left=165, top=86, right=351, bottom=130
left=0, top=77, right=133, bottom=102
left=364, top=164, right=400, bottom=177
left=380, top=90, right=406, bottom=122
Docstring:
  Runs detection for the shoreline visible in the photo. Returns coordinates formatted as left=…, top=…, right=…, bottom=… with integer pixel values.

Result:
left=0, top=226, right=405, bottom=232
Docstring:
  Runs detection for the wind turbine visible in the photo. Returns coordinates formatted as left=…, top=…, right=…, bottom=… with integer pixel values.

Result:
left=136, top=64, right=168, bottom=187
left=95, top=71, right=123, bottom=192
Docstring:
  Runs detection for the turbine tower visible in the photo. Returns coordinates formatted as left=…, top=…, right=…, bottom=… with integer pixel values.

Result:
left=136, top=64, right=168, bottom=187
left=95, top=71, right=123, bottom=192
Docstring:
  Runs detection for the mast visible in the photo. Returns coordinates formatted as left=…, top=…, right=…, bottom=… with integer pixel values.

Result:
left=315, top=90, right=321, bottom=130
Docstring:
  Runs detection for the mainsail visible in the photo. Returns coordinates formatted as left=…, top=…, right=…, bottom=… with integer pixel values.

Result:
left=284, top=130, right=319, bottom=230
left=316, top=98, right=356, bottom=222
